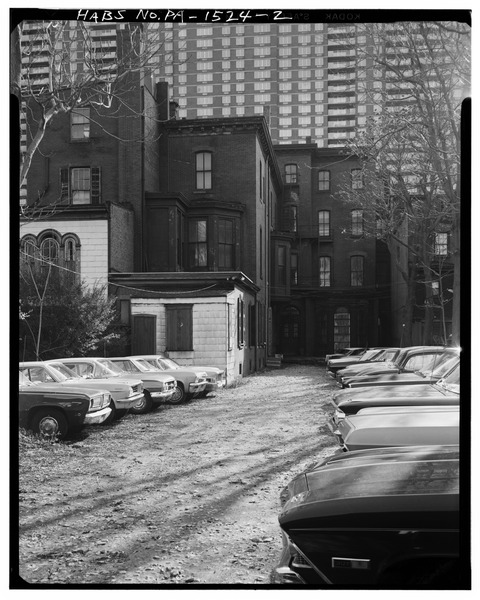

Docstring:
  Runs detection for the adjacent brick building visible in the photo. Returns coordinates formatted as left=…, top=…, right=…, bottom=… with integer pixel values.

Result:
left=19, top=74, right=393, bottom=380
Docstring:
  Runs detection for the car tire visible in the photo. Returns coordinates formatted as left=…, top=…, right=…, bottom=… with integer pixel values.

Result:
left=169, top=383, right=186, bottom=404
left=31, top=408, right=68, bottom=439
left=130, top=391, right=153, bottom=415
left=102, top=400, right=117, bottom=425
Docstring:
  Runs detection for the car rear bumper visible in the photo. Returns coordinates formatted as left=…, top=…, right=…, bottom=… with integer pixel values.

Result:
left=84, top=406, right=112, bottom=425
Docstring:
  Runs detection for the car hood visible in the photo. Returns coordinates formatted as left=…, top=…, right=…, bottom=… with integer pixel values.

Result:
left=60, top=378, right=142, bottom=392
left=336, top=407, right=459, bottom=452
left=333, top=383, right=457, bottom=406
left=190, top=366, right=224, bottom=376
left=19, top=382, right=105, bottom=398
left=279, top=445, right=459, bottom=529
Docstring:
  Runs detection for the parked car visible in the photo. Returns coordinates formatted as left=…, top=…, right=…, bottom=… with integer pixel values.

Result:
left=271, top=445, right=461, bottom=587
left=95, top=357, right=177, bottom=413
left=331, top=360, right=460, bottom=426
left=127, top=355, right=208, bottom=403
left=325, top=347, right=365, bottom=362
left=131, top=353, right=226, bottom=397
left=337, top=346, right=453, bottom=387
left=326, top=348, right=391, bottom=376
left=33, top=359, right=144, bottom=423
left=19, top=372, right=112, bottom=438
left=330, top=405, right=459, bottom=452
left=341, top=349, right=460, bottom=389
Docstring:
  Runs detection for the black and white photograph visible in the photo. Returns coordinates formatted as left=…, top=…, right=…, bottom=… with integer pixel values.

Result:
left=11, top=2, right=471, bottom=591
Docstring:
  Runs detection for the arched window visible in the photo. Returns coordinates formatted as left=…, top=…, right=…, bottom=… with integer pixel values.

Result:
left=64, top=238, right=76, bottom=262
left=21, top=237, right=37, bottom=265
left=40, top=237, right=60, bottom=263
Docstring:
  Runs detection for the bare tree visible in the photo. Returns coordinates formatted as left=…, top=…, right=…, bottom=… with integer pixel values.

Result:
left=336, top=20, right=469, bottom=345
left=15, top=20, right=178, bottom=199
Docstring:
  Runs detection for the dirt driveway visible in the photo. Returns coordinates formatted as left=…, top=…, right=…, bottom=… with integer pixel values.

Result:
left=16, top=364, right=339, bottom=586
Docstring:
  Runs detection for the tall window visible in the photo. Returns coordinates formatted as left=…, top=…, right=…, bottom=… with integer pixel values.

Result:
left=60, top=167, right=101, bottom=204
left=334, top=308, right=350, bottom=351
left=291, top=252, right=298, bottom=285
left=351, top=210, right=364, bottom=236
left=71, top=108, right=90, bottom=140
left=318, top=170, right=330, bottom=191
left=71, top=168, right=91, bottom=204
left=40, top=237, right=59, bottom=264
left=196, top=152, right=212, bottom=190
left=351, top=168, right=363, bottom=189
left=319, top=256, right=331, bottom=287
left=189, top=219, right=208, bottom=268
left=350, top=256, right=364, bottom=286
left=218, top=219, right=234, bottom=269
left=318, top=210, right=331, bottom=237
left=277, top=246, right=287, bottom=286
left=434, top=232, right=448, bottom=256
left=285, top=164, right=298, bottom=184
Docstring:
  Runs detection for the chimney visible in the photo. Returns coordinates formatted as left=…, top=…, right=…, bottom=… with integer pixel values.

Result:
left=155, top=81, right=170, bottom=121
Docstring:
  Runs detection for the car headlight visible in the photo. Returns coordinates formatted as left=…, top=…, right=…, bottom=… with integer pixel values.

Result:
left=127, top=386, right=134, bottom=396
left=89, top=393, right=104, bottom=411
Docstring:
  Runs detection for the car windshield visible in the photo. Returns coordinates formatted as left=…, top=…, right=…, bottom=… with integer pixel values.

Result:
left=49, top=362, right=80, bottom=380
left=105, top=359, right=143, bottom=373
left=418, top=353, right=458, bottom=377
left=96, top=358, right=126, bottom=375
left=436, top=362, right=460, bottom=392
left=359, top=349, right=383, bottom=362
left=135, top=358, right=158, bottom=371
left=20, top=364, right=68, bottom=383
left=157, top=358, right=180, bottom=370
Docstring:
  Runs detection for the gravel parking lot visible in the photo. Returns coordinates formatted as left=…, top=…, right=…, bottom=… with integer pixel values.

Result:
left=17, top=364, right=339, bottom=586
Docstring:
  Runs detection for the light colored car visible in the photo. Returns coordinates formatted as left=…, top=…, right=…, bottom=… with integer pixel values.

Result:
left=19, top=372, right=112, bottom=437
left=336, top=346, right=449, bottom=387
left=36, top=359, right=144, bottom=423
left=330, top=405, right=459, bottom=452
left=131, top=353, right=226, bottom=396
left=128, top=355, right=208, bottom=404
left=326, top=348, right=388, bottom=376
left=330, top=360, right=460, bottom=426
left=341, top=350, right=460, bottom=389
left=96, top=357, right=177, bottom=413
left=325, top=347, right=365, bottom=362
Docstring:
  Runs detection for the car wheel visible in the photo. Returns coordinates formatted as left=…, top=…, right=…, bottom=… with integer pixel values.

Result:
left=31, top=408, right=68, bottom=439
left=169, top=383, right=186, bottom=404
left=130, top=391, right=153, bottom=415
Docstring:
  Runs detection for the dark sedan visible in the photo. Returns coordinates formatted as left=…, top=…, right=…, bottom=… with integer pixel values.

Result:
left=19, top=372, right=112, bottom=438
left=271, top=445, right=463, bottom=587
